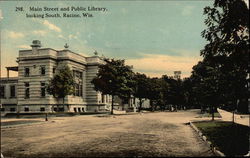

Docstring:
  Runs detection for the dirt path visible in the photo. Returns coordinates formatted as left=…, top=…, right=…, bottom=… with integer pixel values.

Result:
left=1, top=110, right=214, bottom=157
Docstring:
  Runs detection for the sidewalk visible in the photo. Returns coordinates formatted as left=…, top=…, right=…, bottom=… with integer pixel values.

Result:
left=217, top=108, right=249, bottom=126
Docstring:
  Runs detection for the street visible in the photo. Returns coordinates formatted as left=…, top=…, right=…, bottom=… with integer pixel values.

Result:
left=1, top=110, right=214, bottom=157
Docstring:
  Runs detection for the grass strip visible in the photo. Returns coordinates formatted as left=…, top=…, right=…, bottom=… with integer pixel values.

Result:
left=193, top=121, right=249, bottom=156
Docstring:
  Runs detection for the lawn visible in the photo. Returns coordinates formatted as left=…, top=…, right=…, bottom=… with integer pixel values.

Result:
left=193, top=121, right=249, bottom=156
left=1, top=120, right=43, bottom=126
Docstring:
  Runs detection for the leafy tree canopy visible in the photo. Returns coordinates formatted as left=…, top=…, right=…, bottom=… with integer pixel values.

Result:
left=47, top=65, right=75, bottom=99
left=91, top=58, right=134, bottom=114
left=92, top=58, right=134, bottom=98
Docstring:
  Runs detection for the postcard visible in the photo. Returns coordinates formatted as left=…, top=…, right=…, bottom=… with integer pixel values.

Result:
left=0, top=0, right=249, bottom=157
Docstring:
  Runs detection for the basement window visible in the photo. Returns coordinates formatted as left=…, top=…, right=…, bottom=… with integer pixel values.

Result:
left=24, top=107, right=29, bottom=112
left=40, top=107, right=45, bottom=112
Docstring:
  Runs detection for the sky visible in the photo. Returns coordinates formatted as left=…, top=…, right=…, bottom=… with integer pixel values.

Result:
left=0, top=0, right=214, bottom=78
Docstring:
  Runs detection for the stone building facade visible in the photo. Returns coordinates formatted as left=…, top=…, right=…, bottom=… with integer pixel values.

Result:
left=0, top=40, right=112, bottom=114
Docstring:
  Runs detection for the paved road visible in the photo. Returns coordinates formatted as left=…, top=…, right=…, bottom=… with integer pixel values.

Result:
left=1, top=110, right=214, bottom=157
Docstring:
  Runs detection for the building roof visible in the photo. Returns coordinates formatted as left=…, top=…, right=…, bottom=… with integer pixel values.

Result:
left=6, top=66, right=18, bottom=71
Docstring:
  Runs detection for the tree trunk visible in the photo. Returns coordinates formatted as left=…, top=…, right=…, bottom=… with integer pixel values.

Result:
left=63, top=97, right=65, bottom=112
left=57, top=98, right=59, bottom=112
left=200, top=105, right=203, bottom=113
left=52, top=105, right=54, bottom=113
left=138, top=98, right=142, bottom=112
left=154, top=103, right=157, bottom=111
left=150, top=100, right=153, bottom=111
left=122, top=100, right=125, bottom=111
left=211, top=105, right=215, bottom=121
left=232, top=99, right=237, bottom=123
left=232, top=111, right=235, bottom=123
left=111, top=95, right=114, bottom=115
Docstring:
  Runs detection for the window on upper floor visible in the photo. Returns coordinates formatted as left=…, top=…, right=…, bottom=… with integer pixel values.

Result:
left=53, top=67, right=56, bottom=74
left=41, top=82, right=46, bottom=97
left=10, top=85, right=16, bottom=98
left=0, top=86, right=5, bottom=98
left=73, top=70, right=83, bottom=79
left=40, top=66, right=46, bottom=75
left=25, top=82, right=30, bottom=99
left=24, top=67, right=30, bottom=77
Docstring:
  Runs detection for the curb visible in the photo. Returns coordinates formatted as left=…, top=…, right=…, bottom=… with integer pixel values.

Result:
left=189, top=121, right=225, bottom=157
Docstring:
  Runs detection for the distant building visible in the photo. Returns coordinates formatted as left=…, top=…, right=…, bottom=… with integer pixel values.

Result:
left=113, top=96, right=150, bottom=111
left=0, top=40, right=112, bottom=114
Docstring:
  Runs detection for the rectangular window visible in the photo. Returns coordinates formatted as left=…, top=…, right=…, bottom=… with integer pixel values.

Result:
left=41, top=82, right=46, bottom=97
left=25, top=82, right=30, bottom=98
left=1, top=108, right=5, bottom=112
left=53, top=67, right=56, bottom=74
left=59, top=107, right=64, bottom=112
left=10, top=108, right=16, bottom=112
left=73, top=70, right=83, bottom=97
left=102, top=94, right=105, bottom=103
left=73, top=70, right=82, bottom=79
left=40, top=107, right=45, bottom=111
left=40, top=66, right=46, bottom=75
left=76, top=84, right=80, bottom=96
left=79, top=85, right=83, bottom=97
left=10, top=85, right=16, bottom=98
left=24, top=67, right=30, bottom=77
left=24, top=107, right=29, bottom=112
left=73, top=84, right=76, bottom=96
left=0, top=86, right=5, bottom=98
left=74, top=83, right=80, bottom=96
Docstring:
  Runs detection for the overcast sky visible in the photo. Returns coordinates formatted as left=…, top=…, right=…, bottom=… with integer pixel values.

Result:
left=0, top=0, right=214, bottom=78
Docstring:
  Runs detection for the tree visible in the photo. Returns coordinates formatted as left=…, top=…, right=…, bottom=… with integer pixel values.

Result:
left=91, top=58, right=134, bottom=114
left=191, top=59, right=221, bottom=121
left=162, top=75, right=185, bottom=111
left=133, top=73, right=150, bottom=112
left=182, top=77, right=197, bottom=109
left=147, top=77, right=168, bottom=111
left=47, top=65, right=75, bottom=112
left=201, top=0, right=249, bottom=114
